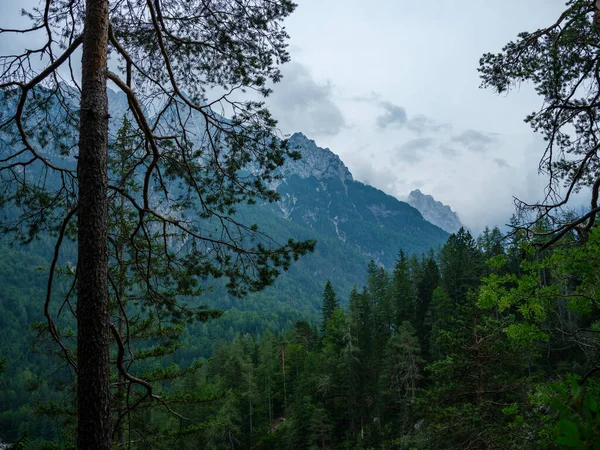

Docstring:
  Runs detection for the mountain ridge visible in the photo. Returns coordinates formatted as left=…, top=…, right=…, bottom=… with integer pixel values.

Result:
left=279, top=130, right=462, bottom=238
left=266, top=132, right=449, bottom=268
left=0, top=88, right=451, bottom=313
left=406, top=188, right=463, bottom=234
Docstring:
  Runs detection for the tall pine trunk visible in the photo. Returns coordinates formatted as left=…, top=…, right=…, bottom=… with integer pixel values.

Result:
left=77, top=0, right=111, bottom=448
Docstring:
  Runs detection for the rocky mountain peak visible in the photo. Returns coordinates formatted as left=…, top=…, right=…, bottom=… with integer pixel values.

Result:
left=281, top=132, right=353, bottom=182
left=406, top=189, right=462, bottom=234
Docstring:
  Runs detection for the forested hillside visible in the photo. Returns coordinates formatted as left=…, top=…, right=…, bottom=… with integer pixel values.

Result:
left=268, top=132, right=450, bottom=266
left=5, top=225, right=600, bottom=449
left=2, top=0, right=600, bottom=449
left=0, top=167, right=449, bottom=447
left=0, top=89, right=450, bottom=447
left=115, top=226, right=600, bottom=449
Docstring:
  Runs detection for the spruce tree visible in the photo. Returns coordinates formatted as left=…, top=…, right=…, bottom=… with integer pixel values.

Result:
left=379, top=321, right=423, bottom=441
left=415, top=252, right=440, bottom=353
left=367, top=261, right=392, bottom=379
left=390, top=250, right=416, bottom=327
left=320, top=281, right=339, bottom=334
left=440, top=228, right=484, bottom=306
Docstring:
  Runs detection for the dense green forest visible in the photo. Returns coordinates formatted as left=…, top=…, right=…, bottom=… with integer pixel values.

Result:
left=3, top=0, right=600, bottom=448
left=2, top=225, right=600, bottom=448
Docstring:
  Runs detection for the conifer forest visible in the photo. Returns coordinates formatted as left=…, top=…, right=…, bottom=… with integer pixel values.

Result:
left=1, top=0, right=600, bottom=449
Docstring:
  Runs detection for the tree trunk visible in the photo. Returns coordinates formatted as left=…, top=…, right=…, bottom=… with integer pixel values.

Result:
left=77, top=0, right=110, bottom=448
left=280, top=343, right=287, bottom=414
left=248, top=366, right=253, bottom=446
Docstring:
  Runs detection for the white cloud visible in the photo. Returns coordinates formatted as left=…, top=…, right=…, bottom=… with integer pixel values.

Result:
left=279, top=0, right=568, bottom=232
left=268, top=62, right=346, bottom=137
left=376, top=101, right=408, bottom=130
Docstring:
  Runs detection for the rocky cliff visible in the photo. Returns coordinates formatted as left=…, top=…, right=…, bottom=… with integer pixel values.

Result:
left=406, top=189, right=462, bottom=234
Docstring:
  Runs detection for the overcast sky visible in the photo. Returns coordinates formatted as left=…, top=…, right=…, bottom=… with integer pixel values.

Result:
left=0, top=0, right=570, bottom=232
left=267, top=0, right=569, bottom=232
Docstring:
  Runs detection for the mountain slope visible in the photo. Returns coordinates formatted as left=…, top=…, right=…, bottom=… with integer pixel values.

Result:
left=268, top=133, right=449, bottom=267
left=0, top=92, right=449, bottom=323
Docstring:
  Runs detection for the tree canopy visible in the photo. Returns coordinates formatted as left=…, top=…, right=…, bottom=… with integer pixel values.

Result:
left=479, top=0, right=600, bottom=244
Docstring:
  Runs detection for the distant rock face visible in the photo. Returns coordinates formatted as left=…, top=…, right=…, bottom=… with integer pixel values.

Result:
left=281, top=133, right=353, bottom=182
left=406, top=189, right=462, bottom=234
left=267, top=133, right=449, bottom=267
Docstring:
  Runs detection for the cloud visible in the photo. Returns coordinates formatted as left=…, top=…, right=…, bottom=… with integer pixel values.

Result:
left=493, top=158, right=510, bottom=168
left=394, top=138, right=435, bottom=164
left=353, top=94, right=444, bottom=135
left=350, top=92, right=381, bottom=103
left=439, top=144, right=459, bottom=159
left=407, top=114, right=450, bottom=135
left=268, top=62, right=345, bottom=136
left=376, top=101, right=408, bottom=129
left=355, top=165, right=398, bottom=191
left=452, top=129, right=496, bottom=152
left=345, top=153, right=401, bottom=194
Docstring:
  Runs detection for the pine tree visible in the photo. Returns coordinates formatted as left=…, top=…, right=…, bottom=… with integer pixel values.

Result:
left=107, top=117, right=225, bottom=446
left=208, top=394, right=243, bottom=450
left=428, top=287, right=454, bottom=360
left=379, top=321, right=423, bottom=443
left=415, top=252, right=440, bottom=354
left=320, top=308, right=362, bottom=444
left=390, top=250, right=417, bottom=327
left=477, top=226, right=505, bottom=260
left=420, top=299, right=529, bottom=449
left=440, top=228, right=484, bottom=306
left=257, top=331, right=279, bottom=431
left=479, top=0, right=600, bottom=241
left=0, top=2, right=314, bottom=447
left=309, top=404, right=333, bottom=449
left=367, top=261, right=392, bottom=380
left=321, top=281, right=339, bottom=334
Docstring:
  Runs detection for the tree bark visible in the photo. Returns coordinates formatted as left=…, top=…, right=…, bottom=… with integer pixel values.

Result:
left=77, top=0, right=111, bottom=448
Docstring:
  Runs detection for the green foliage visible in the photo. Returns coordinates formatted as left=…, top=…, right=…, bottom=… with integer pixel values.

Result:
left=6, top=434, right=29, bottom=450
left=390, top=251, right=416, bottom=327
left=3, top=157, right=600, bottom=450
left=379, top=321, right=423, bottom=420
left=548, top=376, right=600, bottom=449
left=479, top=228, right=600, bottom=346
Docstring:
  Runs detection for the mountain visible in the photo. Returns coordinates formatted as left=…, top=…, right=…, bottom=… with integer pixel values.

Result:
left=277, top=132, right=353, bottom=182
left=263, top=132, right=449, bottom=269
left=406, top=189, right=463, bottom=234
left=210, top=132, right=449, bottom=318
left=0, top=92, right=453, bottom=442
left=0, top=91, right=450, bottom=345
